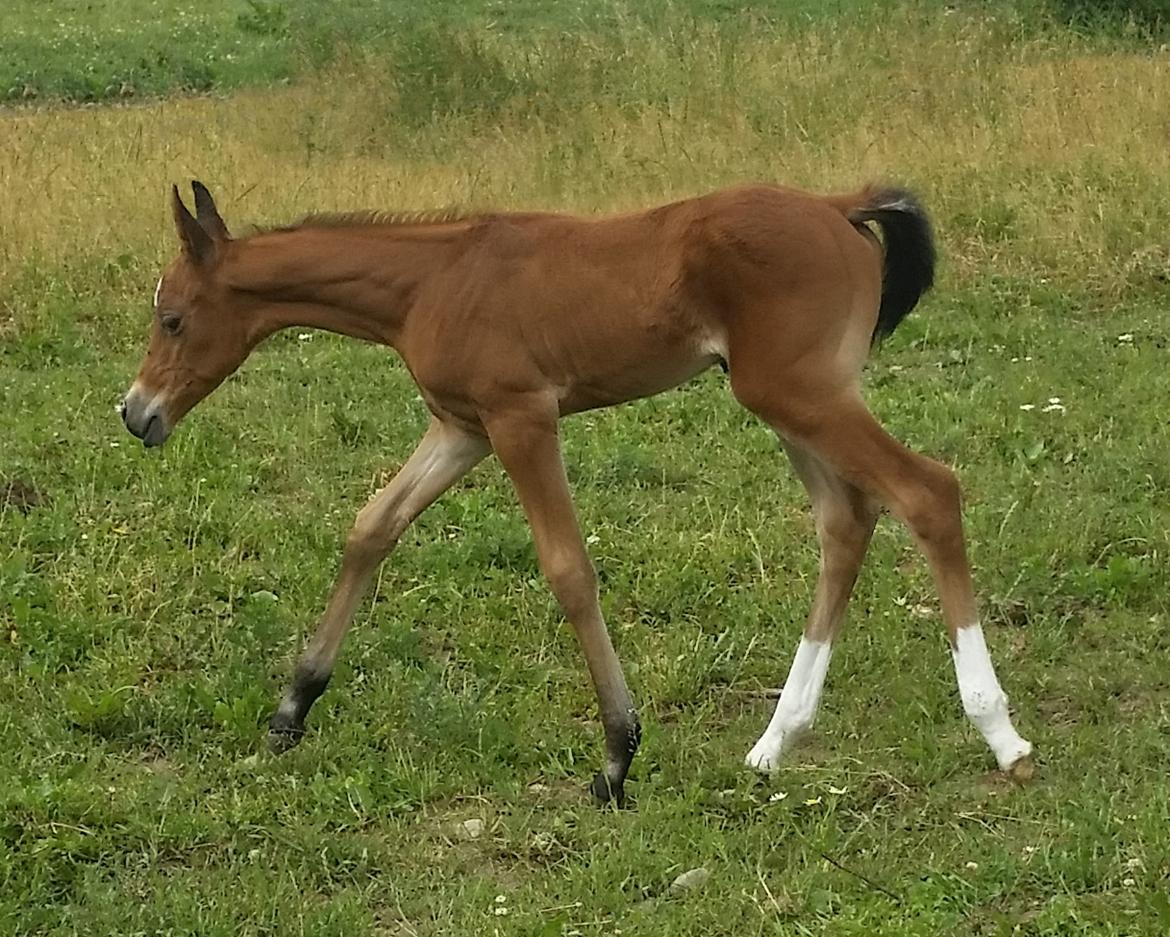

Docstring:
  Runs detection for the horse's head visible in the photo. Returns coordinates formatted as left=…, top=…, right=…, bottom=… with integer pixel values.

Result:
left=121, top=182, right=252, bottom=447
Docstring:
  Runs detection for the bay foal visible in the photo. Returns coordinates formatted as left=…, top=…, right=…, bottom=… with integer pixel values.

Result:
left=122, top=181, right=1033, bottom=804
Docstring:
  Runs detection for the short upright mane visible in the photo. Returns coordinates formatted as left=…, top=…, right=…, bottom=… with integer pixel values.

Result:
left=276, top=207, right=482, bottom=233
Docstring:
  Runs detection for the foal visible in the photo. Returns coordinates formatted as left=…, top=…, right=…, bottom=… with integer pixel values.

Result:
left=122, top=181, right=1033, bottom=804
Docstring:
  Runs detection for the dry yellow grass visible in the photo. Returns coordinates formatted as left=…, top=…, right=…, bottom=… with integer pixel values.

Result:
left=2, top=14, right=1167, bottom=298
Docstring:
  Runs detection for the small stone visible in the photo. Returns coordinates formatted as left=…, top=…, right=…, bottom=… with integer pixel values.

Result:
left=670, top=867, right=711, bottom=893
left=456, top=818, right=485, bottom=840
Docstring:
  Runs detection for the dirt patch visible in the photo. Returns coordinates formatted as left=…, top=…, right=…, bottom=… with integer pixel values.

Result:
left=522, top=775, right=589, bottom=808
left=1, top=478, right=45, bottom=513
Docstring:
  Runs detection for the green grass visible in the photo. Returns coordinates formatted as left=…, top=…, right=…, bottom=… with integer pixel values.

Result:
left=1, top=0, right=880, bottom=102
left=5, top=265, right=1170, bottom=936
left=3, top=0, right=1155, bottom=104
left=3, top=4, right=1170, bottom=935
left=1, top=0, right=290, bottom=102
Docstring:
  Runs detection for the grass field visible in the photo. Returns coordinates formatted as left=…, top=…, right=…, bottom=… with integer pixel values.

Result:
left=0, top=0, right=916, bottom=103
left=3, top=3, right=1170, bottom=935
left=4, top=0, right=1162, bottom=104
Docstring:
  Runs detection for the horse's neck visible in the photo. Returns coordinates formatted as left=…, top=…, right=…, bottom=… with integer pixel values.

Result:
left=230, top=226, right=460, bottom=346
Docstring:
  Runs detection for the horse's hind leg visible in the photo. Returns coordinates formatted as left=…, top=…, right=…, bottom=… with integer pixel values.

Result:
left=268, top=418, right=489, bottom=750
left=745, top=442, right=880, bottom=770
left=735, top=373, right=1033, bottom=775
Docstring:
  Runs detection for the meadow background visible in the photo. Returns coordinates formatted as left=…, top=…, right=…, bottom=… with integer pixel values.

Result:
left=2, top=1, right=1170, bottom=934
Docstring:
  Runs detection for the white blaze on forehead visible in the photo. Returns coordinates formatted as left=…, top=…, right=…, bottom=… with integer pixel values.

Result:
left=153, top=276, right=163, bottom=309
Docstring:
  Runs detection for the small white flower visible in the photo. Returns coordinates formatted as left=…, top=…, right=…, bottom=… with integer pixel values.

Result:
left=1041, top=402, right=1066, bottom=413
left=1123, top=877, right=1136, bottom=887
left=586, top=534, right=600, bottom=545
left=1019, top=404, right=1035, bottom=411
left=297, top=332, right=313, bottom=341
left=1118, top=333, right=1134, bottom=343
left=965, top=861, right=979, bottom=871
left=494, top=895, right=507, bottom=904
left=493, top=906, right=510, bottom=916
left=768, top=791, right=788, bottom=802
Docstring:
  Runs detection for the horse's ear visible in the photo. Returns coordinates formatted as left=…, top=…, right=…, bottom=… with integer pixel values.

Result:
left=172, top=184, right=214, bottom=264
left=191, top=180, right=230, bottom=241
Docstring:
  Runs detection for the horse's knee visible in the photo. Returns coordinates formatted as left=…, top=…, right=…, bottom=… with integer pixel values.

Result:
left=344, top=507, right=407, bottom=566
left=899, top=460, right=964, bottom=549
left=815, top=496, right=876, bottom=553
left=544, top=553, right=599, bottom=620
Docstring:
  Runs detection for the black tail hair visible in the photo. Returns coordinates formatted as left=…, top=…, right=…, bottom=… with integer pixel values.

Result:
left=848, top=188, right=936, bottom=345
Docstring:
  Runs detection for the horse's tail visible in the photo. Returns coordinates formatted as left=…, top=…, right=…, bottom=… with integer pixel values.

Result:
left=837, top=186, right=936, bottom=345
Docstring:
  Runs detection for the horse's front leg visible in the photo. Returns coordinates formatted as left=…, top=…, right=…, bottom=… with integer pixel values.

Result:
left=483, top=402, right=641, bottom=806
left=268, top=418, right=489, bottom=750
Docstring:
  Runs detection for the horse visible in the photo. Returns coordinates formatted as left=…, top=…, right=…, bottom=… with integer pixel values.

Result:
left=121, top=180, right=1033, bottom=805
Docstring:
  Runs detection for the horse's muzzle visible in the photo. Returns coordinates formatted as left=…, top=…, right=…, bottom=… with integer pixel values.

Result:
left=120, top=387, right=171, bottom=448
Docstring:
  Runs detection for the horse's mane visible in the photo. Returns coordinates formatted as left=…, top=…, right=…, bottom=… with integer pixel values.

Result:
left=266, top=207, right=483, bottom=234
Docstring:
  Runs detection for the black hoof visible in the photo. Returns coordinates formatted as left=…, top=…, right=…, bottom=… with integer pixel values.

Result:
left=590, top=771, right=629, bottom=808
left=267, top=715, right=305, bottom=754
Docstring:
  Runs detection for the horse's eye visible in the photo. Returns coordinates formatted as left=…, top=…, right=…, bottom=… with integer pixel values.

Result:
left=160, top=313, right=183, bottom=336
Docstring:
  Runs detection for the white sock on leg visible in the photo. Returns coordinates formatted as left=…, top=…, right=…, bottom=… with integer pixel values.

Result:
left=952, top=623, right=1033, bottom=771
left=745, top=636, right=833, bottom=772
